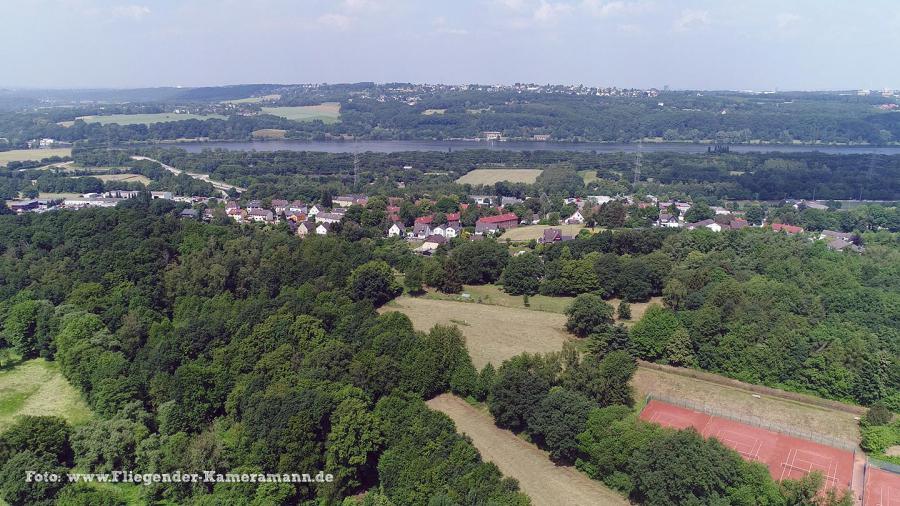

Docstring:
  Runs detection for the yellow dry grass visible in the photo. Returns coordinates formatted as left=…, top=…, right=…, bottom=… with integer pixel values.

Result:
left=0, top=148, right=72, bottom=166
left=456, top=169, right=543, bottom=185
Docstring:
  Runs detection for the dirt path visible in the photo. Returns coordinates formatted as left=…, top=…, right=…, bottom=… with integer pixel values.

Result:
left=427, top=394, right=629, bottom=506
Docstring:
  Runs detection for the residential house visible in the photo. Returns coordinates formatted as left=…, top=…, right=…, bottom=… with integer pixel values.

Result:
left=446, top=212, right=461, bottom=225
left=540, top=228, right=574, bottom=244
left=588, top=195, right=614, bottom=206
left=686, top=219, right=722, bottom=232
left=226, top=207, right=246, bottom=222
left=271, top=199, right=289, bottom=214
left=475, top=212, right=519, bottom=235
left=296, top=221, right=317, bottom=237
left=728, top=218, right=749, bottom=230
left=819, top=230, right=853, bottom=241
left=656, top=213, right=681, bottom=228
left=469, top=195, right=496, bottom=206
left=179, top=209, right=199, bottom=220
left=248, top=208, right=274, bottom=223
left=771, top=223, right=804, bottom=235
left=711, top=206, right=730, bottom=215
left=826, top=238, right=864, bottom=253
left=247, top=200, right=262, bottom=210
left=415, top=234, right=447, bottom=254
left=315, top=223, right=331, bottom=235
left=387, top=222, right=405, bottom=237
left=433, top=222, right=461, bottom=239
left=411, top=221, right=433, bottom=240
left=288, top=200, right=306, bottom=213
left=500, top=196, right=523, bottom=207
left=308, top=205, right=324, bottom=217
left=565, top=210, right=585, bottom=225
left=315, top=212, right=343, bottom=224
left=333, top=194, right=368, bottom=207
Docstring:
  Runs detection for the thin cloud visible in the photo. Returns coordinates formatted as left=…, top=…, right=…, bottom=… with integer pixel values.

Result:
left=581, top=0, right=652, bottom=18
left=533, top=1, right=574, bottom=25
left=317, top=13, right=352, bottom=30
left=674, top=9, right=710, bottom=32
left=776, top=12, right=801, bottom=31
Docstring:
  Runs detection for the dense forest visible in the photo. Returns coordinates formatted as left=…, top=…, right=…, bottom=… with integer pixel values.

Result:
left=1, top=85, right=899, bottom=146
left=135, top=147, right=900, bottom=201
left=0, top=200, right=530, bottom=504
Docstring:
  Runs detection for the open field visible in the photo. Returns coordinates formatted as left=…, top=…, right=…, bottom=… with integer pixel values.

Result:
left=456, top=168, right=543, bottom=185
left=251, top=128, right=287, bottom=139
left=578, top=169, right=599, bottom=184
left=0, top=359, right=92, bottom=432
left=77, top=113, right=226, bottom=125
left=424, top=284, right=575, bottom=314
left=383, top=296, right=570, bottom=369
left=632, top=366, right=861, bottom=444
left=0, top=148, right=72, bottom=166
left=261, top=102, right=341, bottom=123
left=223, top=94, right=281, bottom=104
left=499, top=224, right=590, bottom=242
left=35, top=192, right=82, bottom=199
left=79, top=173, right=152, bottom=185
left=427, top=394, right=629, bottom=506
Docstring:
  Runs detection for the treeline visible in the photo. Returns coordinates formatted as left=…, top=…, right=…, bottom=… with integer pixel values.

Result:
left=414, top=229, right=899, bottom=409
left=123, top=147, right=900, bottom=202
left=0, top=202, right=529, bottom=504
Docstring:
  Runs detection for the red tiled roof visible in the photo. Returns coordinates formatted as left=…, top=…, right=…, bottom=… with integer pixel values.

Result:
left=772, top=223, right=803, bottom=234
left=476, top=212, right=518, bottom=224
left=415, top=215, right=433, bottom=224
left=446, top=212, right=460, bottom=222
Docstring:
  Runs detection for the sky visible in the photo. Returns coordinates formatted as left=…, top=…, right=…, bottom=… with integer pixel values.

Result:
left=3, top=0, right=900, bottom=91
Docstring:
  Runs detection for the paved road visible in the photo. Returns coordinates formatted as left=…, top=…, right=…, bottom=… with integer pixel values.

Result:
left=132, top=155, right=246, bottom=198
left=427, top=394, right=630, bottom=506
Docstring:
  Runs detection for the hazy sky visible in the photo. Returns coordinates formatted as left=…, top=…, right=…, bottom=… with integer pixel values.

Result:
left=4, top=0, right=899, bottom=90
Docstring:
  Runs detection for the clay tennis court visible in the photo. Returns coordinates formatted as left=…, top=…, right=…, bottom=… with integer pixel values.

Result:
left=640, top=400, right=855, bottom=492
left=865, top=466, right=900, bottom=506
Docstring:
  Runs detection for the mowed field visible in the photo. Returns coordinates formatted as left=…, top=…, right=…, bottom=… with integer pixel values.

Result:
left=421, top=283, right=662, bottom=325
left=251, top=128, right=288, bottom=139
left=0, top=359, right=91, bottom=432
left=383, top=296, right=570, bottom=369
left=499, top=224, right=589, bottom=242
left=456, top=168, right=543, bottom=185
left=391, top=296, right=861, bottom=444
left=83, top=173, right=153, bottom=185
left=0, top=148, right=72, bottom=166
left=76, top=113, right=226, bottom=125
left=427, top=394, right=629, bottom=506
left=261, top=102, right=341, bottom=123
left=222, top=94, right=281, bottom=104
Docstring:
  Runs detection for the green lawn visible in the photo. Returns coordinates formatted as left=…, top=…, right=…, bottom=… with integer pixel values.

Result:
left=0, top=148, right=72, bottom=166
left=424, top=284, right=575, bottom=314
left=578, top=169, right=599, bottom=184
left=76, top=113, right=226, bottom=125
left=260, top=103, right=341, bottom=123
left=0, top=358, right=92, bottom=432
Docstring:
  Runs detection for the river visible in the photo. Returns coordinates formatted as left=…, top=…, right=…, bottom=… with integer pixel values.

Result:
left=165, top=139, right=900, bottom=155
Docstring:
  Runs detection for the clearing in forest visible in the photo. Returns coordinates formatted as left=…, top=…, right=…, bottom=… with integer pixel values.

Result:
left=498, top=224, right=590, bottom=242
left=383, top=296, right=570, bottom=369
left=260, top=103, right=341, bottom=123
left=76, top=113, right=226, bottom=125
left=0, top=148, right=72, bottom=166
left=456, top=168, right=544, bottom=185
left=0, top=359, right=91, bottom=431
left=427, top=394, right=629, bottom=506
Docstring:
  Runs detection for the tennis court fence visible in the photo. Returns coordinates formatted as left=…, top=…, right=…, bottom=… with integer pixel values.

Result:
left=645, top=393, right=858, bottom=453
